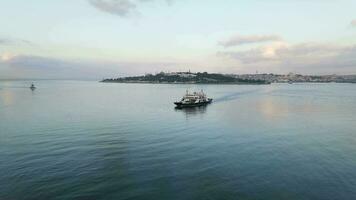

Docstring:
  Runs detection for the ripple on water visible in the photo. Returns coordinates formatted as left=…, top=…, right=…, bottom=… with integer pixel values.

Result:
left=1, top=81, right=356, bottom=200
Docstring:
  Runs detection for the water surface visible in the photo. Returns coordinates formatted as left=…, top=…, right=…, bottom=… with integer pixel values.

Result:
left=1, top=81, right=356, bottom=200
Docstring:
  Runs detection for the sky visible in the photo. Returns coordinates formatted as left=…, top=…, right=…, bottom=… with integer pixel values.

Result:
left=0, top=0, right=356, bottom=79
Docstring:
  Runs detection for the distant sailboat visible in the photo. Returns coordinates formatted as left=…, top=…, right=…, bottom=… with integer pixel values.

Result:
left=30, top=83, right=36, bottom=90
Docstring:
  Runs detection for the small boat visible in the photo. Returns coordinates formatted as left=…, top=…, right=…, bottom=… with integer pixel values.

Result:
left=174, top=90, right=212, bottom=108
left=30, top=83, right=36, bottom=90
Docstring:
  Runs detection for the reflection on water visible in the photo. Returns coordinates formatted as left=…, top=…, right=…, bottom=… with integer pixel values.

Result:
left=1, top=81, right=356, bottom=200
left=0, top=90, right=14, bottom=107
left=174, top=105, right=208, bottom=117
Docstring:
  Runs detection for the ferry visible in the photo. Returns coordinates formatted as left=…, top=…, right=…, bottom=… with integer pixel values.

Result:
left=174, top=90, right=212, bottom=108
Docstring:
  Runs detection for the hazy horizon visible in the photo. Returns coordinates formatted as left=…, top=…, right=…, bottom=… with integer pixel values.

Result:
left=1, top=0, right=356, bottom=79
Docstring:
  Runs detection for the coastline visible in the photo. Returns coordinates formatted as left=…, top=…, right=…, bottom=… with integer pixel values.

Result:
left=101, top=72, right=356, bottom=85
left=100, top=80, right=271, bottom=85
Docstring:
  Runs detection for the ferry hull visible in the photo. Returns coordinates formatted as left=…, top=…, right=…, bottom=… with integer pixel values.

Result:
left=174, top=99, right=212, bottom=108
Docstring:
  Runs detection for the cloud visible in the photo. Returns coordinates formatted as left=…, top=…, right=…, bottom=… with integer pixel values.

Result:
left=219, top=42, right=344, bottom=63
left=0, top=53, right=183, bottom=79
left=0, top=52, right=17, bottom=61
left=217, top=42, right=356, bottom=74
left=0, top=54, right=96, bottom=79
left=0, top=38, right=32, bottom=46
left=219, top=34, right=282, bottom=47
left=88, top=0, right=173, bottom=17
left=351, top=19, right=356, bottom=27
left=88, top=0, right=137, bottom=17
left=0, top=39, right=11, bottom=45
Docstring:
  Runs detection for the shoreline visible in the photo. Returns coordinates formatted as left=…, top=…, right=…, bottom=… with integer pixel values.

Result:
left=100, top=80, right=271, bottom=85
left=100, top=80, right=356, bottom=85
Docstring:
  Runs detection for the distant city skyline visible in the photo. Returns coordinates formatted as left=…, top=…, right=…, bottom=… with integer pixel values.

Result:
left=0, top=0, right=356, bottom=79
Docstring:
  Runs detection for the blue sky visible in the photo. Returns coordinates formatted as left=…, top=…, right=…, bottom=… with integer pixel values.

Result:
left=0, top=0, right=356, bottom=79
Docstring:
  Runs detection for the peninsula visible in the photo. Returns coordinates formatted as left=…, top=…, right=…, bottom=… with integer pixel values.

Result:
left=102, top=72, right=356, bottom=84
left=101, top=72, right=270, bottom=84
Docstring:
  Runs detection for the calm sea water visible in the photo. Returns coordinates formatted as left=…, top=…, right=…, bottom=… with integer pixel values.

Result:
left=1, top=80, right=356, bottom=200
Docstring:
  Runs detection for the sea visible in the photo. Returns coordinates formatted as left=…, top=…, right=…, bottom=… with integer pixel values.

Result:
left=1, top=80, right=356, bottom=200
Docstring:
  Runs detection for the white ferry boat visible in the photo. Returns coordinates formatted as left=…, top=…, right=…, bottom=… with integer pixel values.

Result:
left=174, top=90, right=212, bottom=108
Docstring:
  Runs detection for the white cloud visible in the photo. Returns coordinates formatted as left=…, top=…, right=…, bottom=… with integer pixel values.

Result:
left=88, top=0, right=137, bottom=17
left=0, top=53, right=183, bottom=79
left=0, top=52, right=17, bottom=61
left=0, top=38, right=32, bottom=46
left=351, top=19, right=356, bottom=27
left=219, top=34, right=282, bottom=47
left=88, top=0, right=173, bottom=17
left=217, top=42, right=356, bottom=74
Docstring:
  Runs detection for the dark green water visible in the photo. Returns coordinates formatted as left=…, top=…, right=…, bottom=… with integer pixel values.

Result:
left=1, top=81, right=356, bottom=200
